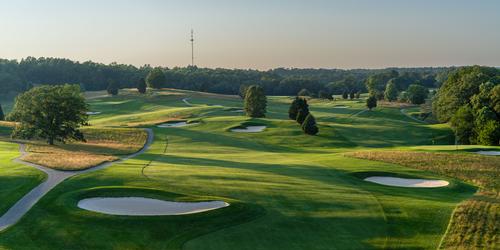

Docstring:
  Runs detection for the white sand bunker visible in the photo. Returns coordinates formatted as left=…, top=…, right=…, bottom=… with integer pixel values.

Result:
left=333, top=105, right=350, bottom=108
left=476, top=151, right=500, bottom=156
left=231, top=126, right=266, bottom=133
left=78, top=197, right=229, bottom=216
left=364, top=176, right=449, bottom=188
left=86, top=111, right=102, bottom=115
left=157, top=121, right=198, bottom=128
left=229, top=109, right=244, bottom=113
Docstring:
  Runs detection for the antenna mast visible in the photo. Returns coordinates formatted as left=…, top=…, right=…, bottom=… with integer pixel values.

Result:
left=190, top=29, right=194, bottom=66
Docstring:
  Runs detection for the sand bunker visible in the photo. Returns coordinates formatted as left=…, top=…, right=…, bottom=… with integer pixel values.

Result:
left=333, top=105, right=349, bottom=108
left=229, top=109, right=244, bottom=113
left=364, top=176, right=449, bottom=188
left=157, top=121, right=198, bottom=128
left=476, top=151, right=500, bottom=156
left=78, top=197, right=229, bottom=216
left=231, top=126, right=266, bottom=133
left=86, top=111, right=102, bottom=115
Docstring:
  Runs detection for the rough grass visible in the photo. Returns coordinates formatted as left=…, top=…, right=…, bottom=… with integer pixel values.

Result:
left=346, top=150, right=500, bottom=249
left=21, top=127, right=148, bottom=170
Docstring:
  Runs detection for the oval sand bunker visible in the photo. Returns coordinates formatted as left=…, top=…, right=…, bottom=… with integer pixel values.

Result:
left=476, top=151, right=500, bottom=156
left=364, top=176, right=449, bottom=188
left=78, top=197, right=229, bottom=216
left=157, top=121, right=198, bottom=128
left=231, top=126, right=266, bottom=133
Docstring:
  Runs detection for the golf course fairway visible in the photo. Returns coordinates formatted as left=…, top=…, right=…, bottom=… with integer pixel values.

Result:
left=0, top=89, right=493, bottom=249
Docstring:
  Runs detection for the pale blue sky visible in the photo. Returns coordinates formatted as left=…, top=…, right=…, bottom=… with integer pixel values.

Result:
left=0, top=0, right=499, bottom=69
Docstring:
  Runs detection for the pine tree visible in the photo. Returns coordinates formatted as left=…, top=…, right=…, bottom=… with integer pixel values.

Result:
left=244, top=85, right=267, bottom=117
left=342, top=91, right=348, bottom=99
left=367, top=95, right=377, bottom=110
left=137, top=78, right=147, bottom=94
left=288, top=97, right=300, bottom=120
left=302, top=113, right=319, bottom=135
left=0, top=104, right=4, bottom=121
left=349, top=91, right=355, bottom=100
left=107, top=80, right=119, bottom=96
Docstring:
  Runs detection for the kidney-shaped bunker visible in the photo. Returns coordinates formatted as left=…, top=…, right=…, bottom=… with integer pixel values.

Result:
left=78, top=197, right=229, bottom=216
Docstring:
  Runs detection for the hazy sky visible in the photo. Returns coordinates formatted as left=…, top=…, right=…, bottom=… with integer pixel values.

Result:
left=0, top=0, right=499, bottom=69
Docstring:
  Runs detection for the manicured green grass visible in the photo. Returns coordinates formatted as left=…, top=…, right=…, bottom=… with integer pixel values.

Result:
left=0, top=89, right=484, bottom=249
left=0, top=141, right=46, bottom=216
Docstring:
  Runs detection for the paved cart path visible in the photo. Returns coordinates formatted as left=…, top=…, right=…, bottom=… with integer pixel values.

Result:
left=0, top=128, right=154, bottom=232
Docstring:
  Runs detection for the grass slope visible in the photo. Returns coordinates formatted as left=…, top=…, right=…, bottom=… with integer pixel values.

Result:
left=0, top=89, right=484, bottom=249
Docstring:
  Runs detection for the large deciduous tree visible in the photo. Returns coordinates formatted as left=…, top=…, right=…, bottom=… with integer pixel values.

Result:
left=384, top=80, right=398, bottom=102
left=436, top=66, right=500, bottom=145
left=8, top=85, right=88, bottom=145
left=146, top=68, right=166, bottom=89
left=406, top=84, right=428, bottom=104
left=244, top=85, right=267, bottom=118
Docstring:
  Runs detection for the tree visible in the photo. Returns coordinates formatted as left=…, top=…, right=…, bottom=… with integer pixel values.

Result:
left=296, top=108, right=309, bottom=125
left=406, top=84, right=428, bottom=104
left=318, top=90, right=332, bottom=100
left=384, top=80, right=398, bottom=101
left=107, top=80, right=118, bottom=96
left=366, top=95, right=377, bottom=110
left=342, top=91, right=348, bottom=99
left=0, top=104, right=4, bottom=120
left=302, top=113, right=319, bottom=135
left=433, top=66, right=498, bottom=122
left=146, top=68, right=166, bottom=89
left=295, top=98, right=309, bottom=124
left=476, top=120, right=500, bottom=146
left=7, top=85, right=88, bottom=145
left=137, top=78, right=146, bottom=94
left=355, top=91, right=361, bottom=99
left=450, top=105, right=475, bottom=144
left=244, top=85, right=267, bottom=118
left=349, top=91, right=355, bottom=100
left=288, top=97, right=300, bottom=120
left=239, top=85, right=248, bottom=99
left=298, top=88, right=310, bottom=97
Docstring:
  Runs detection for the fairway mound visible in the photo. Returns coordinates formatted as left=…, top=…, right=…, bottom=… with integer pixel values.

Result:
left=364, top=176, right=449, bottom=188
left=86, top=111, right=102, bottom=115
left=78, top=197, right=229, bottom=216
left=476, top=151, right=500, bottom=156
left=157, top=121, right=199, bottom=128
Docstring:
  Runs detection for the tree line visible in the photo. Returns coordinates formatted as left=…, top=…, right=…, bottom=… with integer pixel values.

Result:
left=0, top=57, right=448, bottom=98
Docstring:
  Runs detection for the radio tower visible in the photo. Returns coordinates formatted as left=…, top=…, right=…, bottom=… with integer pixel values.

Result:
left=190, top=29, right=195, bottom=66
